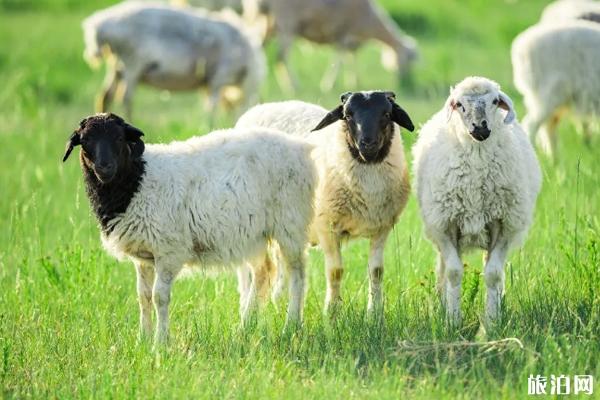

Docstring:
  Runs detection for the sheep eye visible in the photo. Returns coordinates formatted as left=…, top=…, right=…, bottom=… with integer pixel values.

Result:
left=384, top=112, right=391, bottom=119
left=455, top=102, right=462, bottom=109
left=345, top=114, right=353, bottom=120
left=492, top=98, right=499, bottom=105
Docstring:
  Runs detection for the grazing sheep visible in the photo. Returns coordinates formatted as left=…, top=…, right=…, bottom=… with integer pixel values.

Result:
left=412, top=77, right=541, bottom=325
left=541, top=0, right=600, bottom=24
left=243, top=0, right=418, bottom=92
left=236, top=91, right=415, bottom=315
left=512, top=20, right=600, bottom=156
left=62, top=113, right=316, bottom=345
left=82, top=1, right=265, bottom=124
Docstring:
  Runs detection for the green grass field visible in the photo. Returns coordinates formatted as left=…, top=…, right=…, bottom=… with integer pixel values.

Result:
left=1, top=0, right=599, bottom=398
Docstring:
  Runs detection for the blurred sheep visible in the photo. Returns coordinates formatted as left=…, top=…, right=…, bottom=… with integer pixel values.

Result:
left=541, top=0, right=600, bottom=24
left=512, top=20, right=600, bottom=156
left=243, top=0, right=418, bottom=92
left=82, top=1, right=265, bottom=124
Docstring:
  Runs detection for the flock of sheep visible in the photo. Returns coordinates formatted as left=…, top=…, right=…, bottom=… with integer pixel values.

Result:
left=63, top=0, right=599, bottom=346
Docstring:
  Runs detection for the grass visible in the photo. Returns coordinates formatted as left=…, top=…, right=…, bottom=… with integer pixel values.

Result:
left=1, top=0, right=599, bottom=398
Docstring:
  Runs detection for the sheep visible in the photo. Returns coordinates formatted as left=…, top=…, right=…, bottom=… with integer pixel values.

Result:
left=62, top=113, right=316, bottom=345
left=82, top=1, right=265, bottom=125
left=541, top=0, right=600, bottom=24
left=236, top=91, right=415, bottom=316
left=512, top=20, right=600, bottom=157
left=243, top=0, right=417, bottom=92
left=412, top=77, right=541, bottom=325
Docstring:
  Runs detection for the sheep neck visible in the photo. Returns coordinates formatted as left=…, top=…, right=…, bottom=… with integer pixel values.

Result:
left=81, top=154, right=146, bottom=234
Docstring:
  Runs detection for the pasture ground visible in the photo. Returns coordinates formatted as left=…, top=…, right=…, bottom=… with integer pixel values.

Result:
left=0, top=0, right=598, bottom=398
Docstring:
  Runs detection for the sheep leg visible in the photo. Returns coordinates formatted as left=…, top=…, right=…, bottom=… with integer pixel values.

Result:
left=538, top=110, right=562, bottom=158
left=434, top=227, right=463, bottom=325
left=577, top=119, right=592, bottom=147
left=280, top=247, right=306, bottom=329
left=152, top=262, right=179, bottom=346
left=275, top=33, right=297, bottom=94
left=240, top=263, right=259, bottom=328
left=435, top=252, right=446, bottom=299
left=317, top=230, right=343, bottom=316
left=319, top=54, right=342, bottom=92
left=204, top=87, right=221, bottom=129
left=116, top=68, right=141, bottom=121
left=270, top=245, right=287, bottom=305
left=95, top=64, right=121, bottom=113
left=484, top=224, right=509, bottom=325
left=522, top=95, right=562, bottom=156
left=343, top=51, right=358, bottom=89
left=367, top=230, right=389, bottom=315
left=236, top=265, right=253, bottom=317
left=134, top=260, right=155, bottom=340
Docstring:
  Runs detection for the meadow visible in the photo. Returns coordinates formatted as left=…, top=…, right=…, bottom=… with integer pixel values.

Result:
left=0, top=0, right=599, bottom=398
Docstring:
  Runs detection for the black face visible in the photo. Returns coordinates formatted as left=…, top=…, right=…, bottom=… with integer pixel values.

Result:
left=311, top=91, right=414, bottom=164
left=62, top=113, right=145, bottom=184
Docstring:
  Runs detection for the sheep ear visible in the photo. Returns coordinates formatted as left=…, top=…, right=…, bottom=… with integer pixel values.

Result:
left=122, top=121, right=145, bottom=159
left=62, top=131, right=80, bottom=162
left=446, top=99, right=456, bottom=122
left=311, top=105, right=344, bottom=132
left=340, top=92, right=352, bottom=103
left=498, top=91, right=516, bottom=124
left=391, top=102, right=414, bottom=132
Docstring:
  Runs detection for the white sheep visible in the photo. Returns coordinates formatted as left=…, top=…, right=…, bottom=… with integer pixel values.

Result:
left=243, top=0, right=417, bottom=92
left=82, top=1, right=265, bottom=124
left=236, top=91, right=415, bottom=316
left=512, top=20, right=600, bottom=156
left=412, top=77, right=541, bottom=325
left=541, top=0, right=600, bottom=24
left=62, top=113, right=316, bottom=345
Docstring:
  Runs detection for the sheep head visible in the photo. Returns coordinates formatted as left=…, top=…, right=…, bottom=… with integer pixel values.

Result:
left=311, top=91, right=414, bottom=164
left=445, top=76, right=515, bottom=142
left=63, top=113, right=145, bottom=184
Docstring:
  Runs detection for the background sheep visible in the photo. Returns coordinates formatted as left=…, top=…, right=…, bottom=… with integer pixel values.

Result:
left=62, top=113, right=316, bottom=344
left=236, top=91, right=414, bottom=316
left=82, top=1, right=265, bottom=124
left=512, top=20, right=600, bottom=157
left=541, top=0, right=600, bottom=24
left=412, top=77, right=541, bottom=325
left=243, top=0, right=418, bottom=92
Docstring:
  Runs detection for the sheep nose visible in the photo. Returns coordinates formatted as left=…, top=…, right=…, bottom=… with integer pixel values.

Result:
left=96, top=162, right=116, bottom=175
left=359, top=138, right=377, bottom=150
left=470, top=124, right=491, bottom=141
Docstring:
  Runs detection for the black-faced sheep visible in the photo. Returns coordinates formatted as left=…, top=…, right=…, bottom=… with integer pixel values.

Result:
left=236, top=91, right=414, bottom=316
left=63, top=113, right=316, bottom=345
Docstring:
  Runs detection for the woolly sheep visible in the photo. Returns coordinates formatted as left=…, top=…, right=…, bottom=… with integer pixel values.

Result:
left=412, top=77, right=541, bottom=325
left=62, top=113, right=316, bottom=345
left=512, top=20, right=600, bottom=156
left=236, top=91, right=415, bottom=316
left=82, top=1, right=265, bottom=124
left=243, top=0, right=418, bottom=92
